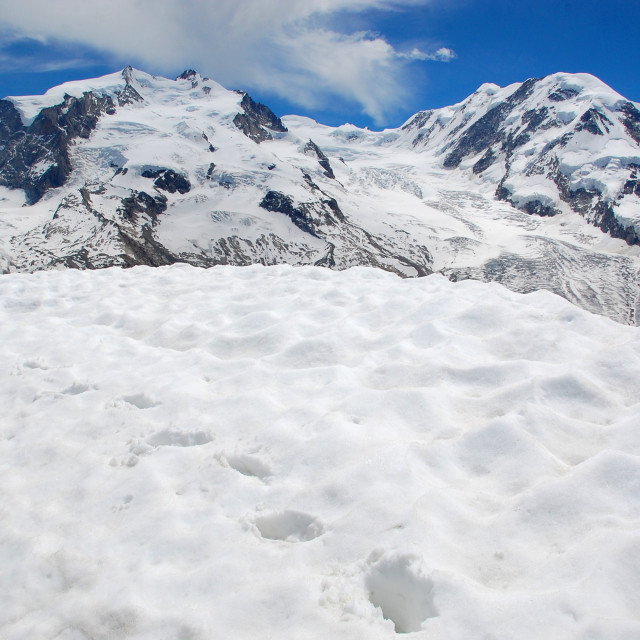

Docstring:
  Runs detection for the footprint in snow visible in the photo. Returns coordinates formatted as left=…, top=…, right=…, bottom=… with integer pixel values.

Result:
left=146, top=430, right=213, bottom=448
left=22, top=359, right=51, bottom=371
left=62, top=382, right=91, bottom=395
left=122, top=393, right=160, bottom=409
left=111, top=494, right=134, bottom=512
left=365, top=551, right=438, bottom=633
left=254, top=510, right=325, bottom=543
left=223, top=453, right=272, bottom=480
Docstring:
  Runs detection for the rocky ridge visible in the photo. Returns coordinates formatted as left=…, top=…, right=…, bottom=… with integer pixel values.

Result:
left=402, top=73, right=640, bottom=244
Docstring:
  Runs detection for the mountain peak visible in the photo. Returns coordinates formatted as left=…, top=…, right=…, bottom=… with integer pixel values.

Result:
left=177, top=69, right=199, bottom=81
left=1, top=67, right=639, bottom=325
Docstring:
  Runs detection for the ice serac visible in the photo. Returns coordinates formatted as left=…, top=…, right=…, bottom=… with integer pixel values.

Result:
left=0, top=68, right=639, bottom=324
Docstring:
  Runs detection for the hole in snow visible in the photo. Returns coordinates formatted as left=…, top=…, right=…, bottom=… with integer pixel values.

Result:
left=24, top=359, right=49, bottom=370
left=122, top=393, right=159, bottom=409
left=366, top=554, right=438, bottom=633
left=255, top=510, right=325, bottom=542
left=147, top=430, right=213, bottom=448
left=62, top=383, right=91, bottom=395
left=226, top=453, right=272, bottom=480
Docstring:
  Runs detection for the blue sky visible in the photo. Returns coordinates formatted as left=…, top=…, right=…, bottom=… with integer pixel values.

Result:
left=0, top=0, right=638, bottom=129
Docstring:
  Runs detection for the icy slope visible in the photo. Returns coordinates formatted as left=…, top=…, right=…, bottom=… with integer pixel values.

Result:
left=2, top=264, right=640, bottom=639
left=1, top=68, right=639, bottom=323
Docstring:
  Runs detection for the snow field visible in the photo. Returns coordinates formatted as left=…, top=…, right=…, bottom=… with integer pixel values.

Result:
left=1, top=264, right=640, bottom=639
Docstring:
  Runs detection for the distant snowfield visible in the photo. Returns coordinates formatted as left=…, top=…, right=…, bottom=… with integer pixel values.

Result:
left=2, top=264, right=640, bottom=639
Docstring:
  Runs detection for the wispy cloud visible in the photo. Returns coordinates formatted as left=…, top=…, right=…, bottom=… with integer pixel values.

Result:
left=404, top=47, right=457, bottom=62
left=0, top=0, right=456, bottom=123
left=0, top=51, right=101, bottom=74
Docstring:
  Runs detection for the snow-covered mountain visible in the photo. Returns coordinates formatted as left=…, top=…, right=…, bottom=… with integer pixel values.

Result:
left=1, top=67, right=639, bottom=323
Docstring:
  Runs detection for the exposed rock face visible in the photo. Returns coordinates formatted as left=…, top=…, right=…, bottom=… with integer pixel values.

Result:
left=0, top=99, right=23, bottom=146
left=33, top=186, right=176, bottom=270
left=472, top=148, right=497, bottom=175
left=117, top=66, right=144, bottom=106
left=233, top=93, right=288, bottom=143
left=619, top=101, right=640, bottom=144
left=444, top=103, right=511, bottom=169
left=141, top=168, right=191, bottom=194
left=257, top=189, right=431, bottom=276
left=575, top=107, right=613, bottom=135
left=404, top=74, right=640, bottom=246
left=177, top=69, right=198, bottom=81
left=0, top=92, right=116, bottom=204
left=260, top=190, right=344, bottom=237
left=304, top=140, right=335, bottom=179
left=401, top=110, right=432, bottom=131
left=443, top=78, right=542, bottom=170
left=119, top=191, right=168, bottom=223
left=548, top=87, right=579, bottom=102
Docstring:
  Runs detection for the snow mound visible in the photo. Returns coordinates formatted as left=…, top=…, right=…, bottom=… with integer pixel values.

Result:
left=1, top=264, right=640, bottom=639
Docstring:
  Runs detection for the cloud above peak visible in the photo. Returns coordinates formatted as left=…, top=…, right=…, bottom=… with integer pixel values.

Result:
left=0, top=0, right=455, bottom=123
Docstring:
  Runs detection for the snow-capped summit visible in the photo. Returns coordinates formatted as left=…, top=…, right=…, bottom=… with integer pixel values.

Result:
left=397, top=72, right=640, bottom=242
left=0, top=68, right=639, bottom=324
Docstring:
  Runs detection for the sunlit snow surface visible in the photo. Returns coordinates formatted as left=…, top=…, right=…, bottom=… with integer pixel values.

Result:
left=2, top=264, right=640, bottom=639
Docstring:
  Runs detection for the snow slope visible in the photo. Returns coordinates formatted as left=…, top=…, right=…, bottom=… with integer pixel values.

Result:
left=2, top=264, right=640, bottom=639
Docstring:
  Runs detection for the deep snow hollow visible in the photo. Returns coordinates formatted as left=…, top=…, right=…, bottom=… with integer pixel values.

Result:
left=2, top=264, right=640, bottom=639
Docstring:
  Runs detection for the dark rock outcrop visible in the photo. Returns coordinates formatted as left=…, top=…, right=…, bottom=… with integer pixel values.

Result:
left=177, top=69, right=197, bottom=81
left=438, top=75, right=639, bottom=246
left=116, top=66, right=144, bottom=106
left=521, top=107, right=549, bottom=132
left=260, top=191, right=317, bottom=236
left=304, top=140, right=335, bottom=179
left=619, top=102, right=640, bottom=144
left=495, top=182, right=562, bottom=218
left=444, top=103, right=510, bottom=168
left=473, top=148, right=497, bottom=174
left=177, top=69, right=199, bottom=89
left=0, top=92, right=116, bottom=204
left=575, top=108, right=613, bottom=136
left=548, top=87, right=580, bottom=102
left=0, top=99, right=23, bottom=147
left=259, top=190, right=344, bottom=237
left=443, top=78, right=542, bottom=169
left=622, top=165, right=640, bottom=196
left=119, top=191, right=168, bottom=223
left=233, top=93, right=287, bottom=143
left=506, top=78, right=541, bottom=105
left=402, top=111, right=432, bottom=131
left=593, top=200, right=639, bottom=244
left=141, top=168, right=191, bottom=194
left=521, top=199, right=560, bottom=217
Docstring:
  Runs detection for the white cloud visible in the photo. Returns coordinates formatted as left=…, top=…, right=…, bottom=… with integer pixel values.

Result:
left=405, top=47, right=457, bottom=62
left=0, top=0, right=455, bottom=123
